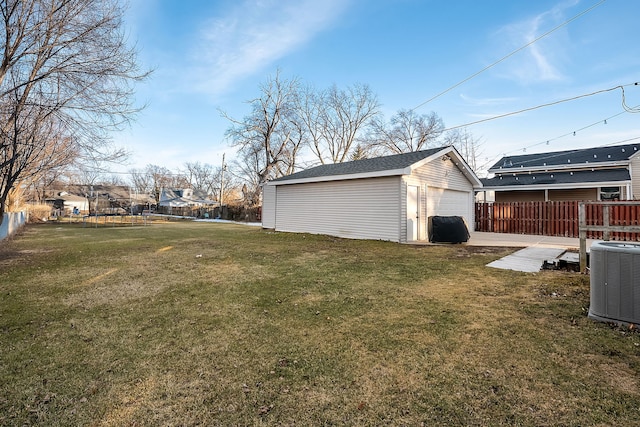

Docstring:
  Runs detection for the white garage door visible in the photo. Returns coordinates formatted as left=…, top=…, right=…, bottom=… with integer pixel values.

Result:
left=427, top=187, right=472, bottom=226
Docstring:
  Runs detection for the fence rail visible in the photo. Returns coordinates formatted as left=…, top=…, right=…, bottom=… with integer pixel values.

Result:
left=475, top=201, right=640, bottom=240
left=578, top=202, right=640, bottom=272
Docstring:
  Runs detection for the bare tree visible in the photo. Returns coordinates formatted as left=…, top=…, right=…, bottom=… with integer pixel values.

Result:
left=221, top=71, right=304, bottom=190
left=0, top=0, right=149, bottom=224
left=181, top=161, right=220, bottom=197
left=1, top=101, right=78, bottom=214
left=25, top=168, right=60, bottom=204
left=304, top=83, right=380, bottom=164
left=229, top=155, right=262, bottom=207
left=443, top=127, right=484, bottom=172
left=370, top=109, right=444, bottom=154
left=349, top=144, right=369, bottom=161
left=129, top=167, right=153, bottom=198
left=127, top=164, right=175, bottom=205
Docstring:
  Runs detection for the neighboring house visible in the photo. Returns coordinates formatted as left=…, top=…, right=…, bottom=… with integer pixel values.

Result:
left=480, top=143, right=640, bottom=202
left=262, top=146, right=482, bottom=243
left=44, top=185, right=156, bottom=214
left=46, top=192, right=89, bottom=214
left=85, top=184, right=155, bottom=214
left=159, top=188, right=217, bottom=208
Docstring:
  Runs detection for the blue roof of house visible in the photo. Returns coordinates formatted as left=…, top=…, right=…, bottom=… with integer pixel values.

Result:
left=482, top=167, right=631, bottom=188
left=489, top=143, right=640, bottom=171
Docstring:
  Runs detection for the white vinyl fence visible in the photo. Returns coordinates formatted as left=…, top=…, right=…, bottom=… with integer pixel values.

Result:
left=0, top=211, right=27, bottom=241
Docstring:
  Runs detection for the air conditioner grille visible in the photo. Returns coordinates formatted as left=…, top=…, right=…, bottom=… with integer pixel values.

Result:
left=589, top=241, right=640, bottom=325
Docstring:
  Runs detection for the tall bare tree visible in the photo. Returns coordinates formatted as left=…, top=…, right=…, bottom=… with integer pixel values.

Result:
left=443, top=127, right=484, bottom=172
left=370, top=109, right=444, bottom=154
left=128, top=164, right=181, bottom=205
left=128, top=167, right=153, bottom=198
left=1, top=101, right=77, bottom=212
left=222, top=71, right=304, bottom=191
left=303, top=83, right=380, bottom=164
left=0, top=0, right=149, bottom=224
left=181, top=161, right=220, bottom=197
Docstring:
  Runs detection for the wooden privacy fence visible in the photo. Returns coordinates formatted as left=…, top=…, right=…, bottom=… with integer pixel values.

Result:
left=578, top=202, right=640, bottom=272
left=475, top=201, right=640, bottom=240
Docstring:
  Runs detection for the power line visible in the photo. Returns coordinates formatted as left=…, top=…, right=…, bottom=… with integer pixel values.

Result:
left=411, top=0, right=607, bottom=111
left=442, top=82, right=639, bottom=133
left=481, top=105, right=640, bottom=169
left=500, top=104, right=639, bottom=157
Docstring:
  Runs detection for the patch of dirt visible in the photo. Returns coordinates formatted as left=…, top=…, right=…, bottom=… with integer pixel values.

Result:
left=599, top=362, right=639, bottom=395
left=0, top=247, right=54, bottom=267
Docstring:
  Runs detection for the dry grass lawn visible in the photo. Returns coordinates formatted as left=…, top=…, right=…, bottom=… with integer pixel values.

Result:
left=1, top=221, right=639, bottom=426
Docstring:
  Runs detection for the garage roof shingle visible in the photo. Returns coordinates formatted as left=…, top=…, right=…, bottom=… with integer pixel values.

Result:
left=271, top=147, right=444, bottom=183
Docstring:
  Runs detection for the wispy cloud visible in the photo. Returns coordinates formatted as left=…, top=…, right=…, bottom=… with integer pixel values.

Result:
left=493, top=0, right=579, bottom=83
left=190, top=0, right=350, bottom=97
left=459, top=93, right=519, bottom=107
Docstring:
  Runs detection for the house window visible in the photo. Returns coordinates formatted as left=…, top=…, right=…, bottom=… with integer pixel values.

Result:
left=600, top=187, right=620, bottom=200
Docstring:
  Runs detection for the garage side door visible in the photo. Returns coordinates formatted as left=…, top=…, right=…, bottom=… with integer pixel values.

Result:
left=427, top=187, right=472, bottom=227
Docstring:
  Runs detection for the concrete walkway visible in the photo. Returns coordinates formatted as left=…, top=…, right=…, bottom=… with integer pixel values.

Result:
left=465, top=232, right=593, bottom=273
left=485, top=246, right=567, bottom=273
left=465, top=231, right=593, bottom=250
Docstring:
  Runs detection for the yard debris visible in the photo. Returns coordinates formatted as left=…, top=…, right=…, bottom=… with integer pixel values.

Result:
left=258, top=404, right=273, bottom=415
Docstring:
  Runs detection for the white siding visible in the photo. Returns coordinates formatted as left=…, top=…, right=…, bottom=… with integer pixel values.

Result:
left=274, top=176, right=402, bottom=242
left=261, top=184, right=276, bottom=228
left=409, top=157, right=474, bottom=232
left=412, top=156, right=474, bottom=193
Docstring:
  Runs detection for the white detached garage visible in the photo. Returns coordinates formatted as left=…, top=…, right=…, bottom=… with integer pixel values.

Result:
left=262, top=146, right=482, bottom=243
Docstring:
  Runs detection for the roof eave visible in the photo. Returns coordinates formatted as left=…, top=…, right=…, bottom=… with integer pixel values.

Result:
left=481, top=179, right=632, bottom=192
left=266, top=168, right=407, bottom=186
left=488, top=160, right=630, bottom=174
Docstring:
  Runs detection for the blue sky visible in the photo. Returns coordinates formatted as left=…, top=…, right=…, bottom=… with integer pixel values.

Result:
left=117, top=0, right=640, bottom=176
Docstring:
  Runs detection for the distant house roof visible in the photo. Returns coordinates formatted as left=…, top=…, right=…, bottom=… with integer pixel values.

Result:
left=482, top=168, right=631, bottom=189
left=489, top=143, right=640, bottom=172
left=45, top=192, right=88, bottom=203
left=268, top=146, right=482, bottom=187
left=159, top=188, right=216, bottom=207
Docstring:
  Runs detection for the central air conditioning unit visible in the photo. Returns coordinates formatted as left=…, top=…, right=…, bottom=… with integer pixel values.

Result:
left=589, top=241, right=640, bottom=325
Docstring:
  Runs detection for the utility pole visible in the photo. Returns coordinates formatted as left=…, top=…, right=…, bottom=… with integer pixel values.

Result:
left=219, top=153, right=225, bottom=218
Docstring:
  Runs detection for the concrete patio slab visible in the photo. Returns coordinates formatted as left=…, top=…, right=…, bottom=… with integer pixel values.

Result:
left=486, top=246, right=567, bottom=273
left=465, top=232, right=592, bottom=250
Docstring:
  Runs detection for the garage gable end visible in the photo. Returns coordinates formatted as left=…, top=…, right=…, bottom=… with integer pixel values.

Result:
left=411, top=155, right=474, bottom=192
left=406, top=155, right=475, bottom=232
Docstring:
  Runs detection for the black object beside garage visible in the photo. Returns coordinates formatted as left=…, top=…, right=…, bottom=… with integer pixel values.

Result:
left=429, top=216, right=470, bottom=243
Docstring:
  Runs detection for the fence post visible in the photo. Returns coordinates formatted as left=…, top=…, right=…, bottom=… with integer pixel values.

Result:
left=579, top=202, right=587, bottom=273
left=603, top=204, right=610, bottom=241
